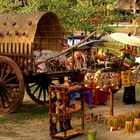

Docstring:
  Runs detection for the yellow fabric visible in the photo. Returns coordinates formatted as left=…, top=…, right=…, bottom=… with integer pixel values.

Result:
left=121, top=70, right=132, bottom=87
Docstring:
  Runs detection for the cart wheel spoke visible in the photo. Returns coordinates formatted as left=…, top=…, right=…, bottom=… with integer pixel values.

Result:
left=5, top=84, right=19, bottom=88
left=0, top=92, right=11, bottom=109
left=2, top=68, right=13, bottom=82
left=25, top=76, right=53, bottom=105
left=3, top=91, right=11, bottom=107
left=32, top=85, right=40, bottom=95
left=38, top=88, right=43, bottom=100
left=3, top=75, right=17, bottom=84
left=4, top=89, right=13, bottom=99
left=43, top=89, right=46, bottom=102
left=0, top=63, right=7, bottom=80
left=30, top=83, right=37, bottom=88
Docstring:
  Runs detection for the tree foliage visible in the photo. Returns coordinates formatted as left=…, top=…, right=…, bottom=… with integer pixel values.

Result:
left=0, top=0, right=134, bottom=35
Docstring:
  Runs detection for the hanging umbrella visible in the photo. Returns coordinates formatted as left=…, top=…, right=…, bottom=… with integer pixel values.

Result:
left=109, top=33, right=140, bottom=47
left=65, top=40, right=104, bottom=57
left=67, top=34, right=87, bottom=39
left=66, top=34, right=98, bottom=46
left=66, top=35, right=87, bottom=46
left=77, top=40, right=105, bottom=50
left=67, top=34, right=98, bottom=40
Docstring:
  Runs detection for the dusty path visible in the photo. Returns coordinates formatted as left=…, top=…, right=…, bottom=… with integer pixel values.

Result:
left=0, top=86, right=140, bottom=140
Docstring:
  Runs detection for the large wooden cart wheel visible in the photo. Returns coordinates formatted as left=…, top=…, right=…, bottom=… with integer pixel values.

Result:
left=25, top=74, right=56, bottom=105
left=0, top=56, right=25, bottom=114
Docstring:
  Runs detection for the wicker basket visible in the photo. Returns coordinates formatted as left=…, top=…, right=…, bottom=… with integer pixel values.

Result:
left=134, top=118, right=140, bottom=130
left=108, top=116, right=118, bottom=131
left=125, top=121, right=133, bottom=133
left=117, top=115, right=126, bottom=128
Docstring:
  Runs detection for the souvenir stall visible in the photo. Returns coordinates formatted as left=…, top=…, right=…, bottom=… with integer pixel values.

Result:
left=105, top=44, right=140, bottom=133
left=47, top=33, right=110, bottom=139
left=73, top=32, right=140, bottom=116
left=48, top=31, right=140, bottom=138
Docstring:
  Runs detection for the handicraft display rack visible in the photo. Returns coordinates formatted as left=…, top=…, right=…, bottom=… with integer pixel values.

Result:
left=48, top=83, right=85, bottom=139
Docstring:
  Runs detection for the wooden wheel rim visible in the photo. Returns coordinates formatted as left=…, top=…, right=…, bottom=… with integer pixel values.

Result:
left=0, top=56, right=24, bottom=114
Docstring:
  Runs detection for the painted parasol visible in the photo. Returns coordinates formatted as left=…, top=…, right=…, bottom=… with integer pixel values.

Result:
left=109, top=33, right=140, bottom=47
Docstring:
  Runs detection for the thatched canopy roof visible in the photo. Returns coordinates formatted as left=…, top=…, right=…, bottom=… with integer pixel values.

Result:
left=0, top=12, right=63, bottom=52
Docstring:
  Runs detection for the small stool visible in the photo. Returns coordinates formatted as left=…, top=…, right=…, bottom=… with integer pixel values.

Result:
left=70, top=87, right=93, bottom=109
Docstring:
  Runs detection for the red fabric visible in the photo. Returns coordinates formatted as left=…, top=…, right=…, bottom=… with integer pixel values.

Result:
left=93, top=88, right=99, bottom=105
left=93, top=89, right=108, bottom=105
left=98, top=90, right=108, bottom=104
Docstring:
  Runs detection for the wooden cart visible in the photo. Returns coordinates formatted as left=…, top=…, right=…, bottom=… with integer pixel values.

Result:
left=0, top=12, right=78, bottom=114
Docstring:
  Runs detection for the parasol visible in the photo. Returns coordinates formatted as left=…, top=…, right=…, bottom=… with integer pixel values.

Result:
left=109, top=33, right=140, bottom=47
left=77, top=40, right=104, bottom=50
left=67, top=34, right=98, bottom=46
left=67, top=34, right=87, bottom=39
left=67, top=35, right=86, bottom=46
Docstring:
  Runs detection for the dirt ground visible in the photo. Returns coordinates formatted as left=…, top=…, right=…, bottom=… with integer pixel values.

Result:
left=0, top=86, right=140, bottom=140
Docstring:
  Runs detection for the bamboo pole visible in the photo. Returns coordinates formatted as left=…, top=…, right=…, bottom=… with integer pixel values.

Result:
left=36, top=32, right=96, bottom=65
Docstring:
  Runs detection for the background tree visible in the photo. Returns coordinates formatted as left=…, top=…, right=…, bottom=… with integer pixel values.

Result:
left=129, top=0, right=140, bottom=35
left=0, top=0, right=135, bottom=36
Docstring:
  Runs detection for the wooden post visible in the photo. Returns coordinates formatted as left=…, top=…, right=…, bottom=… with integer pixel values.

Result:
left=63, top=87, right=67, bottom=139
left=48, top=87, right=52, bottom=135
left=109, top=88, right=114, bottom=116
left=81, top=88, right=85, bottom=130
